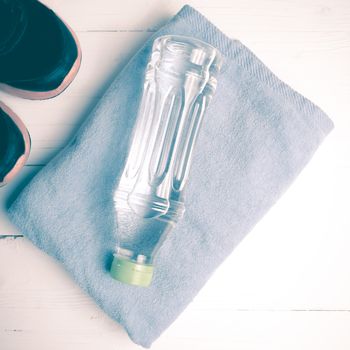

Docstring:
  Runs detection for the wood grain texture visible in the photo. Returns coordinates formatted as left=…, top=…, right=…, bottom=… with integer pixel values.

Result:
left=0, top=0, right=349, bottom=348
left=1, top=238, right=350, bottom=350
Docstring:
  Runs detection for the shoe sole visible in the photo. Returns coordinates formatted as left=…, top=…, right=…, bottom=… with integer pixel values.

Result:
left=0, top=16, right=82, bottom=100
left=0, top=101, right=31, bottom=187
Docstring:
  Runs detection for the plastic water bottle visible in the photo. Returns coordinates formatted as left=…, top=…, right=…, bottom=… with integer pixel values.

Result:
left=110, top=35, right=222, bottom=286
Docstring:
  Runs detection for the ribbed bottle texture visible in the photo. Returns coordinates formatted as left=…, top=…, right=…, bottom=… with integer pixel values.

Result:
left=110, top=35, right=222, bottom=286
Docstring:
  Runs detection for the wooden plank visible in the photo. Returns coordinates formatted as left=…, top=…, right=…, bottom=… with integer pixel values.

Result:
left=42, top=0, right=350, bottom=33
left=1, top=308, right=350, bottom=350
left=0, top=238, right=350, bottom=349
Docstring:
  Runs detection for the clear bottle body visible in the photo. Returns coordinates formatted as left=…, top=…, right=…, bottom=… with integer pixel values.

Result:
left=111, top=35, right=222, bottom=286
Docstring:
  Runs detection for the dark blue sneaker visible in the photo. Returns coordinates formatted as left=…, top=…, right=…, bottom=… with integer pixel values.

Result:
left=0, top=0, right=81, bottom=99
left=0, top=102, right=30, bottom=187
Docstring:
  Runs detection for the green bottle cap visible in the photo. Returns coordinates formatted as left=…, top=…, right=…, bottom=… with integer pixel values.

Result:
left=110, top=255, right=154, bottom=287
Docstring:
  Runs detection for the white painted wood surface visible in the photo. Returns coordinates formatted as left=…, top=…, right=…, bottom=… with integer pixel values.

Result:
left=0, top=0, right=349, bottom=349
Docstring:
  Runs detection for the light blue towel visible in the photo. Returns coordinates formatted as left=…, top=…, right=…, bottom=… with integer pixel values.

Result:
left=7, top=5, right=333, bottom=347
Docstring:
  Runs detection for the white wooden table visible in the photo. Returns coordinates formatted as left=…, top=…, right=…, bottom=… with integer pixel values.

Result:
left=0, top=1, right=349, bottom=349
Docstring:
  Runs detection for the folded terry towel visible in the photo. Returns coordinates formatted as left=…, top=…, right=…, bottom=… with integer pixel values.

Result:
left=7, top=5, right=334, bottom=347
